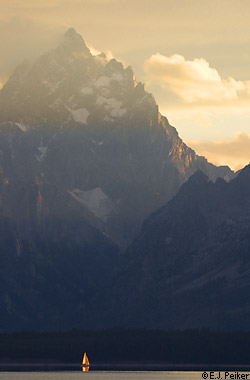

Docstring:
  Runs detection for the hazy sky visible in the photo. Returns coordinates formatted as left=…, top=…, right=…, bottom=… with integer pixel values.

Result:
left=2, top=0, right=250, bottom=170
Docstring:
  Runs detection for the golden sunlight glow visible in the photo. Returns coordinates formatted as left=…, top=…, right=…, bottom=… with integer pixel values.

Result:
left=144, top=53, right=247, bottom=103
left=188, top=132, right=250, bottom=171
left=82, top=352, right=90, bottom=371
left=82, top=366, right=89, bottom=372
left=1, top=0, right=250, bottom=170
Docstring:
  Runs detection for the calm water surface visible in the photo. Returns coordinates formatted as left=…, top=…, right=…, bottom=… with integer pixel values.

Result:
left=0, top=372, right=204, bottom=380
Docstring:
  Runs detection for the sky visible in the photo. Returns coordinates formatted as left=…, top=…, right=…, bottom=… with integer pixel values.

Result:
left=1, top=0, right=250, bottom=170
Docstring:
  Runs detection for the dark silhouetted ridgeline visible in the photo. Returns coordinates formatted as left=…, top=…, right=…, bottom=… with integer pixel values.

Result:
left=1, top=328, right=250, bottom=366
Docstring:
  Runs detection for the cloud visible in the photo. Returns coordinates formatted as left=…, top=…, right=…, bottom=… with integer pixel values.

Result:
left=4, top=0, right=115, bottom=7
left=88, top=45, right=114, bottom=61
left=0, top=0, right=125, bottom=86
left=88, top=46, right=102, bottom=56
left=187, top=133, right=250, bottom=171
left=0, top=17, right=64, bottom=86
left=144, top=53, right=250, bottom=103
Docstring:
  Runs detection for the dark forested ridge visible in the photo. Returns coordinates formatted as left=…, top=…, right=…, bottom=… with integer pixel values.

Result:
left=110, top=165, right=250, bottom=331
left=1, top=328, right=250, bottom=366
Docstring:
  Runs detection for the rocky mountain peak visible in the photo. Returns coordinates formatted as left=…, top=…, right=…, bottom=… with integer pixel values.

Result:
left=229, top=163, right=250, bottom=197
left=0, top=28, right=161, bottom=128
left=64, top=27, right=81, bottom=39
left=178, top=169, right=212, bottom=196
left=236, top=163, right=250, bottom=179
left=215, top=176, right=227, bottom=187
left=113, top=162, right=250, bottom=331
left=187, top=169, right=210, bottom=185
left=104, top=58, right=124, bottom=74
left=61, top=27, right=91, bottom=56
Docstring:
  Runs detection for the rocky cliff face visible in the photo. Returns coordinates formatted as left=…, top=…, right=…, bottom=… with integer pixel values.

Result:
left=111, top=166, right=250, bottom=331
left=0, top=28, right=234, bottom=330
left=0, top=28, right=232, bottom=248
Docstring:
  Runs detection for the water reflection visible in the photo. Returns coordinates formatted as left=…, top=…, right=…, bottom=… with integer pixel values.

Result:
left=82, top=366, right=89, bottom=372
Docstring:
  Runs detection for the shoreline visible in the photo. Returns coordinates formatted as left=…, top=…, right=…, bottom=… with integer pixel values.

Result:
left=1, top=363, right=250, bottom=372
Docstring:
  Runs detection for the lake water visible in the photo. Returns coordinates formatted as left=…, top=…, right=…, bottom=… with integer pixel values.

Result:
left=0, top=372, right=205, bottom=380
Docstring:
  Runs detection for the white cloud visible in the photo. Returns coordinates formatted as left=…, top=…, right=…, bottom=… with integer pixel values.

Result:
left=90, top=48, right=114, bottom=61
left=144, top=53, right=250, bottom=103
left=88, top=45, right=101, bottom=56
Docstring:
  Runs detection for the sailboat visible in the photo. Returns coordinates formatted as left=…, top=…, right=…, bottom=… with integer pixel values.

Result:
left=82, top=352, right=90, bottom=372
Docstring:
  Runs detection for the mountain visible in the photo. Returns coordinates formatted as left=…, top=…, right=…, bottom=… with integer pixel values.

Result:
left=111, top=165, right=250, bottom=331
left=0, top=28, right=232, bottom=249
left=0, top=28, right=233, bottom=330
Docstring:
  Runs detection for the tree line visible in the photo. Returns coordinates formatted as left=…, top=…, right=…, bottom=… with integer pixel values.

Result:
left=0, top=328, right=250, bottom=366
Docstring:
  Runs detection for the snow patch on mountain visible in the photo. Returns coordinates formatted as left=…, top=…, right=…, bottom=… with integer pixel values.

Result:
left=15, top=122, right=28, bottom=132
left=97, top=96, right=126, bottom=118
left=91, top=138, right=104, bottom=146
left=42, top=79, right=64, bottom=95
left=71, top=108, right=89, bottom=124
left=94, top=73, right=124, bottom=88
left=68, top=187, right=114, bottom=221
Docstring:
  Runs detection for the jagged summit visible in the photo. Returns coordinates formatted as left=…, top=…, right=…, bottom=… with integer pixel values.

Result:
left=237, top=163, right=250, bottom=177
left=178, top=169, right=215, bottom=194
left=0, top=28, right=233, bottom=181
left=186, top=169, right=209, bottom=185
left=113, top=162, right=250, bottom=331
left=0, top=28, right=160, bottom=128
left=64, top=27, right=82, bottom=40
left=61, top=27, right=91, bottom=55
left=229, top=163, right=250, bottom=195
